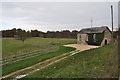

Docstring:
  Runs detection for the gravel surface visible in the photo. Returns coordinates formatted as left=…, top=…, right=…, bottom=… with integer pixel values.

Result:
left=64, top=44, right=100, bottom=51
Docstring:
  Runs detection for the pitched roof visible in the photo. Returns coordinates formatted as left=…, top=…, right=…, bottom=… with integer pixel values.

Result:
left=79, top=26, right=111, bottom=34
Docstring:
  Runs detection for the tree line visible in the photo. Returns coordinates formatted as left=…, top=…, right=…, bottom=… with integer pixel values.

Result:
left=1, top=28, right=79, bottom=39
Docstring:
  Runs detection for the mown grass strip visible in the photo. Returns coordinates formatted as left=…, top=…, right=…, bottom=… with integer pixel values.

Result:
left=3, top=49, right=78, bottom=79
left=1, top=46, right=59, bottom=66
left=2, top=46, right=75, bottom=76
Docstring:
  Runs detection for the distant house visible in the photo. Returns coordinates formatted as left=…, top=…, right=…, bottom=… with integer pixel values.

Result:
left=77, top=26, right=112, bottom=46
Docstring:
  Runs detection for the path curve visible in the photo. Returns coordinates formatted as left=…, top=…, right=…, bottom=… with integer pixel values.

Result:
left=2, top=44, right=99, bottom=79
left=64, top=44, right=100, bottom=52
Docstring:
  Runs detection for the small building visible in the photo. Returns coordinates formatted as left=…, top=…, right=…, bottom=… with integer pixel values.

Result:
left=77, top=26, right=112, bottom=46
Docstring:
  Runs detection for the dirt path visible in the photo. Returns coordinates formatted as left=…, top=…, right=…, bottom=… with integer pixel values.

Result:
left=2, top=50, right=80, bottom=79
left=64, top=44, right=100, bottom=51
left=2, top=44, right=99, bottom=79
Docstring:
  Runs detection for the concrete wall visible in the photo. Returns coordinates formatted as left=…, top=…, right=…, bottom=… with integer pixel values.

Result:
left=101, top=28, right=112, bottom=46
left=77, top=27, right=111, bottom=46
left=77, top=34, right=88, bottom=44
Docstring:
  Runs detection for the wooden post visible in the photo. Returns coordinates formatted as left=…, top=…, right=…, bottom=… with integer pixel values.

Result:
left=111, top=5, right=114, bottom=41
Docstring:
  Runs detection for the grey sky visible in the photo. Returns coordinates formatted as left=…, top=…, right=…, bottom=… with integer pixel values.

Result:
left=118, top=2, right=120, bottom=27
left=0, top=2, right=118, bottom=32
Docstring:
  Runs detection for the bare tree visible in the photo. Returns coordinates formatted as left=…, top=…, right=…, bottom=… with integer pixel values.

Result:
left=16, top=29, right=31, bottom=43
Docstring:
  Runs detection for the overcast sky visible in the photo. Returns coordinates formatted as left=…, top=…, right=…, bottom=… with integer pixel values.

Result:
left=0, top=2, right=118, bottom=32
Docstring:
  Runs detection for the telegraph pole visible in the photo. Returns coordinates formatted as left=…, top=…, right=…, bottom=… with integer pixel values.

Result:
left=111, top=5, right=114, bottom=40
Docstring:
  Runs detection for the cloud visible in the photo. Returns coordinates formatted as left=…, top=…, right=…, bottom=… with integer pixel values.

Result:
left=0, top=2, right=118, bottom=31
left=1, top=0, right=120, bottom=2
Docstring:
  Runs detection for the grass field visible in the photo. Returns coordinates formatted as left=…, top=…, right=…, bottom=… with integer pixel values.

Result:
left=2, top=38, right=76, bottom=58
left=24, top=43, right=118, bottom=78
left=2, top=38, right=76, bottom=76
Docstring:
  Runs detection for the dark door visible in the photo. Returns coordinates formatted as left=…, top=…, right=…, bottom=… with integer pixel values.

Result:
left=105, top=39, right=107, bottom=45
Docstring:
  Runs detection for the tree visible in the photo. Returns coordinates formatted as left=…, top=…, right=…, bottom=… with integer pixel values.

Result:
left=61, top=30, right=72, bottom=38
left=55, top=31, right=62, bottom=38
left=31, top=30, right=40, bottom=37
left=16, top=29, right=31, bottom=43
left=2, top=28, right=17, bottom=37
left=46, top=31, right=55, bottom=38
left=71, top=30, right=78, bottom=39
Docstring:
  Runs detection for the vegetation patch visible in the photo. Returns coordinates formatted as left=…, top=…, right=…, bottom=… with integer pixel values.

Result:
left=2, top=38, right=76, bottom=76
left=24, top=43, right=118, bottom=78
left=2, top=38, right=76, bottom=58
left=87, top=33, right=104, bottom=45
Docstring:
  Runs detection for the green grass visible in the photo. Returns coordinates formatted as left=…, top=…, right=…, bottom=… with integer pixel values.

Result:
left=2, top=38, right=76, bottom=76
left=24, top=43, right=118, bottom=78
left=2, top=38, right=76, bottom=58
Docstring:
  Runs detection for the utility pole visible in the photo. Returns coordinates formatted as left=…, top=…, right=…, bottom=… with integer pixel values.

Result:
left=91, top=17, right=93, bottom=28
left=111, top=5, right=114, bottom=40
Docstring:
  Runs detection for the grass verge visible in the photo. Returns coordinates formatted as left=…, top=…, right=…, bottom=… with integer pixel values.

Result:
left=24, top=43, right=118, bottom=78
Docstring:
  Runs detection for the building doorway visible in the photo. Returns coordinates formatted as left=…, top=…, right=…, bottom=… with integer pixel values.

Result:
left=105, top=39, right=107, bottom=45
